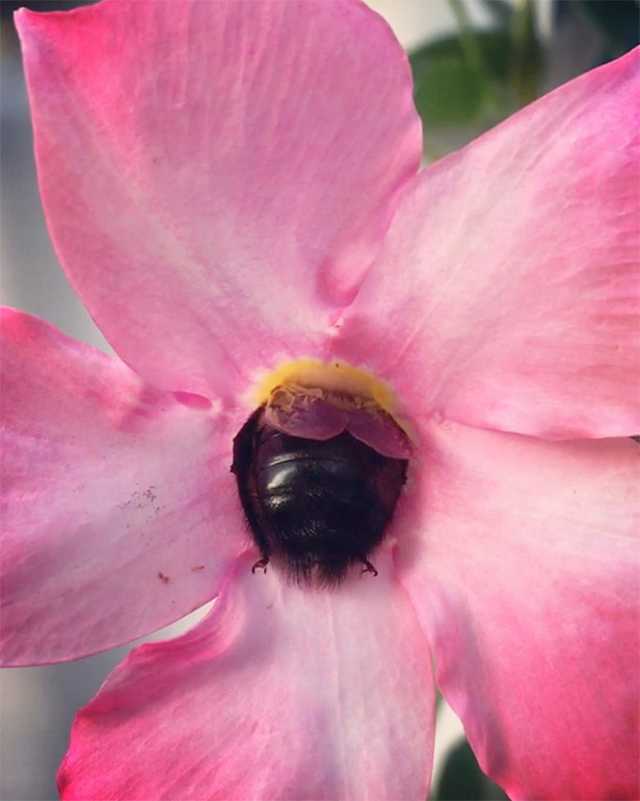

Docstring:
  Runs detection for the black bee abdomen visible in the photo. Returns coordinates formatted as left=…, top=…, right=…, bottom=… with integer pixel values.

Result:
left=232, top=407, right=408, bottom=584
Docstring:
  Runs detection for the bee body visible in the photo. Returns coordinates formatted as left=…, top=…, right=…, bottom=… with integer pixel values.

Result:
left=232, top=407, right=407, bottom=585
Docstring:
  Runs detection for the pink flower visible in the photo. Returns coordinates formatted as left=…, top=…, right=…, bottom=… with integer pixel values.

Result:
left=2, top=0, right=639, bottom=798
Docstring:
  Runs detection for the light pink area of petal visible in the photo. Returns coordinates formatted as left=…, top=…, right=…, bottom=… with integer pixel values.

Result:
left=0, top=309, right=246, bottom=666
left=58, top=552, right=435, bottom=801
left=335, top=48, right=640, bottom=439
left=399, top=419, right=640, bottom=800
left=16, top=0, right=421, bottom=403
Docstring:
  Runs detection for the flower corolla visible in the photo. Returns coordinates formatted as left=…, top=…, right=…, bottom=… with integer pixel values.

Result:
left=1, top=1, right=639, bottom=799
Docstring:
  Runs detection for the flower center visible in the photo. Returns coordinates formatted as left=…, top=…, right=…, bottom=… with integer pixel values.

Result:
left=233, top=360, right=410, bottom=585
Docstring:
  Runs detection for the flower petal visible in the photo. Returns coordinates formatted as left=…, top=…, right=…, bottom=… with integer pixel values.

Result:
left=58, top=552, right=435, bottom=801
left=399, top=419, right=640, bottom=800
left=16, top=0, right=421, bottom=403
left=0, top=309, right=245, bottom=665
left=335, top=48, right=640, bottom=439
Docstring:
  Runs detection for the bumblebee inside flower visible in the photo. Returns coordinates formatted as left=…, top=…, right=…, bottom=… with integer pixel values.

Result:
left=1, top=1, right=639, bottom=799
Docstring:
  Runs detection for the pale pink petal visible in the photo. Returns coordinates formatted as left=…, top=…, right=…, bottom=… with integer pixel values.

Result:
left=398, top=419, right=640, bottom=800
left=335, top=48, right=640, bottom=439
left=0, top=309, right=246, bottom=666
left=16, top=0, right=421, bottom=403
left=58, top=552, right=435, bottom=801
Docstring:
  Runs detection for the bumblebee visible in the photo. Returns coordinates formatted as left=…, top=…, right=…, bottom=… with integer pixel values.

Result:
left=232, top=402, right=408, bottom=585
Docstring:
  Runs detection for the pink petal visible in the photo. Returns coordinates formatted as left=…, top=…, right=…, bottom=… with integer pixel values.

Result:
left=0, top=308, right=245, bottom=666
left=58, top=552, right=435, bottom=801
left=335, top=48, right=640, bottom=439
left=16, top=0, right=421, bottom=403
left=398, top=419, right=640, bottom=800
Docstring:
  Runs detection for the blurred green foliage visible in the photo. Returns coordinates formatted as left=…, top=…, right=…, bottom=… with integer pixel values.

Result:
left=410, top=0, right=639, bottom=158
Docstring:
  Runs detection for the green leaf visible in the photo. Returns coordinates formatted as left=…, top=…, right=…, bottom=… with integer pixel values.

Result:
left=412, top=49, right=485, bottom=126
left=409, top=31, right=513, bottom=129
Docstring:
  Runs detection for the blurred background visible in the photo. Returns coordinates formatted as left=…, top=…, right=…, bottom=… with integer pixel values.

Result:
left=1, top=1, right=638, bottom=799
